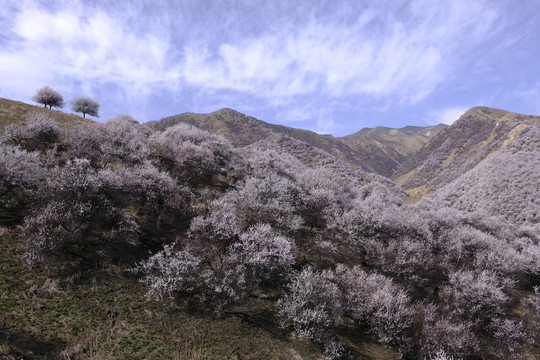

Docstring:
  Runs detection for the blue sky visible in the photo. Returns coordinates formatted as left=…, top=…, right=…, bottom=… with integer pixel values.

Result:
left=1, top=0, right=540, bottom=136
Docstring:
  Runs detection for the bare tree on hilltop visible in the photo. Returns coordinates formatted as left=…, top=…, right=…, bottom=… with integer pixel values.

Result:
left=71, top=97, right=100, bottom=118
left=32, top=86, right=64, bottom=109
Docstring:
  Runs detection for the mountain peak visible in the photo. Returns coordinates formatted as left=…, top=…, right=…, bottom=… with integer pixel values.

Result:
left=212, top=107, right=246, bottom=117
left=458, top=106, right=517, bottom=123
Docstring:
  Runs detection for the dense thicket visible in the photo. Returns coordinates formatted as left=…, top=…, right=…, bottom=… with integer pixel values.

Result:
left=1, top=113, right=539, bottom=359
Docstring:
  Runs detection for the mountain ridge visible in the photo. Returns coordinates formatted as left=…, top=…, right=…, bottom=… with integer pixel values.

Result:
left=393, top=106, right=540, bottom=201
left=0, top=97, right=447, bottom=178
left=145, top=107, right=447, bottom=177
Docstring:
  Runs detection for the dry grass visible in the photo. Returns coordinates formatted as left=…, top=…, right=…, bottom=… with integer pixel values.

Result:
left=0, top=227, right=322, bottom=360
left=0, top=97, right=91, bottom=131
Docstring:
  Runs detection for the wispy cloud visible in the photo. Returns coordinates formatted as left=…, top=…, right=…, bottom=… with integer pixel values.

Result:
left=511, top=82, right=540, bottom=115
left=275, top=101, right=341, bottom=134
left=0, top=0, right=536, bottom=132
left=0, top=1, right=179, bottom=101
left=180, top=0, right=501, bottom=105
left=4, top=0, right=502, bottom=101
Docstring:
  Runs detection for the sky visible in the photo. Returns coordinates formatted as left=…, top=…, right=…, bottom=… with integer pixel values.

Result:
left=1, top=0, right=540, bottom=136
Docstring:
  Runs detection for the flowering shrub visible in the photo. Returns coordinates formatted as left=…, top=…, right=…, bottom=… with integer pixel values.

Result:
left=153, top=123, right=236, bottom=184
left=2, top=112, right=61, bottom=151
left=2, top=110, right=538, bottom=359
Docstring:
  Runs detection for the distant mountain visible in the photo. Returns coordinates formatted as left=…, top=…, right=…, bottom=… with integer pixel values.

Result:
left=341, top=124, right=447, bottom=176
left=393, top=106, right=540, bottom=201
left=146, top=108, right=446, bottom=177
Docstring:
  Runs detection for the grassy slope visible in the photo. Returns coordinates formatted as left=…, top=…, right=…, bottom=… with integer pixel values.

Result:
left=393, top=106, right=540, bottom=199
left=0, top=98, right=90, bottom=130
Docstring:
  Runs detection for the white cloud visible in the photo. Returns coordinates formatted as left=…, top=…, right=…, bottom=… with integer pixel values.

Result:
left=180, top=0, right=501, bottom=104
left=0, top=0, right=507, bottom=105
left=314, top=116, right=340, bottom=135
left=0, top=1, right=180, bottom=102
left=0, top=0, right=527, bottom=130
left=432, top=106, right=469, bottom=125
left=276, top=103, right=320, bottom=123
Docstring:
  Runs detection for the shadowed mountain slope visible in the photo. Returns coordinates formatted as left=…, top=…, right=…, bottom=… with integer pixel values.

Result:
left=146, top=108, right=446, bottom=177
left=393, top=106, right=540, bottom=200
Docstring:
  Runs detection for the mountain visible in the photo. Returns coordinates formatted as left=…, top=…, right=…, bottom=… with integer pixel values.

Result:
left=0, top=97, right=445, bottom=177
left=428, top=122, right=540, bottom=226
left=393, top=106, right=540, bottom=200
left=146, top=108, right=446, bottom=177
left=341, top=124, right=447, bottom=176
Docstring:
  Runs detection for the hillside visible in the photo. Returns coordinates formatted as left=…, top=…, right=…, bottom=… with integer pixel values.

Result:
left=343, top=124, right=447, bottom=158
left=1, top=99, right=539, bottom=359
left=244, top=132, right=366, bottom=174
left=0, top=97, right=89, bottom=130
left=393, top=106, right=540, bottom=200
left=0, top=109, right=327, bottom=360
left=427, top=123, right=540, bottom=227
left=146, top=109, right=445, bottom=177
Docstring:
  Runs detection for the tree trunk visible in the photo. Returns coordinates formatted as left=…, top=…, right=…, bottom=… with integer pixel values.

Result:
left=83, top=113, right=86, bottom=118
